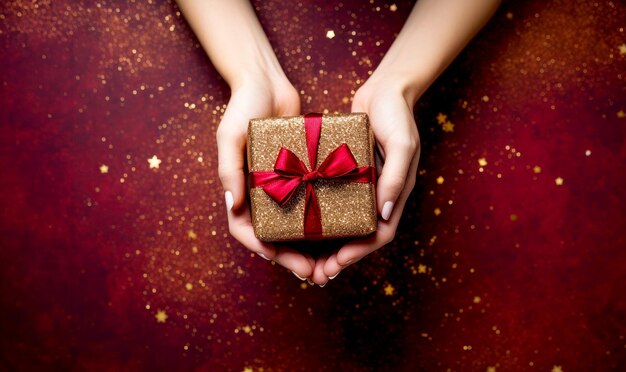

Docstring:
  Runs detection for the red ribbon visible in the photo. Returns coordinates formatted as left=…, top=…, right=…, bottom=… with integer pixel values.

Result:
left=250, top=113, right=376, bottom=238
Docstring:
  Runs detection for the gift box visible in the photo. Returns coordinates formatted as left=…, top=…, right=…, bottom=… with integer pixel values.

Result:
left=247, top=112, right=378, bottom=242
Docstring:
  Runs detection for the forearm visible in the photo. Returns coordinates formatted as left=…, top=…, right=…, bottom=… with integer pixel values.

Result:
left=371, top=0, right=501, bottom=104
left=176, top=0, right=287, bottom=89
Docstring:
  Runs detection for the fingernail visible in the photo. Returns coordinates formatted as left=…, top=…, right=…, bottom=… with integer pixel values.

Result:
left=257, top=252, right=270, bottom=261
left=292, top=271, right=306, bottom=281
left=319, top=282, right=327, bottom=288
left=225, top=191, right=234, bottom=211
left=306, top=278, right=314, bottom=285
left=329, top=272, right=340, bottom=280
left=381, top=201, right=394, bottom=221
left=344, top=258, right=355, bottom=265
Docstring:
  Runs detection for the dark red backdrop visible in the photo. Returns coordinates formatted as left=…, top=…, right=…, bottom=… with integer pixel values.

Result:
left=1, top=0, right=625, bottom=370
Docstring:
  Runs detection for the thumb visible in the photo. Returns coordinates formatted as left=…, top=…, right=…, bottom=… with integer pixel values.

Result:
left=376, top=135, right=418, bottom=221
left=216, top=110, right=247, bottom=212
left=353, top=96, right=418, bottom=221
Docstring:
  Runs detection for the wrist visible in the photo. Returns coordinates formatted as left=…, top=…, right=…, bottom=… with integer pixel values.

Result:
left=228, top=64, right=299, bottom=116
left=359, top=68, right=429, bottom=107
left=227, top=47, right=289, bottom=92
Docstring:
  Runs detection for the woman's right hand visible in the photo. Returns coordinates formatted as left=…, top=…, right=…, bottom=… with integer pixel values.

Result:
left=217, top=75, right=316, bottom=280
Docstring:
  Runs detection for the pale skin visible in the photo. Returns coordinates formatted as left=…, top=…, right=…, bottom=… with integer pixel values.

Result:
left=176, top=0, right=501, bottom=286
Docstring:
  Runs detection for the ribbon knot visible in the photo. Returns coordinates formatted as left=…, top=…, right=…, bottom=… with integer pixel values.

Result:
left=249, top=113, right=376, bottom=238
left=302, top=170, right=319, bottom=182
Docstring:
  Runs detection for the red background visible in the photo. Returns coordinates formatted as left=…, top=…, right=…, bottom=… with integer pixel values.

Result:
left=1, top=0, right=625, bottom=370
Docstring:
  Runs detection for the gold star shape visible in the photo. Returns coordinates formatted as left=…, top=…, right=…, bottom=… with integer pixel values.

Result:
left=389, top=4, right=397, bottom=11
left=99, top=164, right=109, bottom=174
left=148, top=155, right=161, bottom=169
left=436, top=112, right=448, bottom=124
left=487, top=366, right=496, bottom=372
left=551, top=366, right=563, bottom=372
left=617, top=110, right=625, bottom=118
left=188, top=230, right=197, bottom=239
left=533, top=165, right=542, bottom=174
left=442, top=121, right=455, bottom=132
left=555, top=177, right=564, bottom=186
left=434, top=208, right=441, bottom=216
left=436, top=176, right=444, bottom=184
left=155, top=310, right=168, bottom=323
left=478, top=158, right=488, bottom=167
left=383, top=283, right=395, bottom=296
left=473, top=296, right=482, bottom=304
left=243, top=368, right=254, bottom=372
left=418, top=264, right=427, bottom=274
left=326, top=30, right=335, bottom=39
left=619, top=44, right=626, bottom=55
left=185, top=283, right=193, bottom=290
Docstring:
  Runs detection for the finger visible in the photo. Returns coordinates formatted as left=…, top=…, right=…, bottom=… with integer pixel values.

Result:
left=273, top=245, right=315, bottom=280
left=227, top=203, right=315, bottom=279
left=229, top=218, right=314, bottom=279
left=227, top=203, right=277, bottom=259
left=337, top=152, right=420, bottom=266
left=311, top=254, right=330, bottom=286
left=275, top=85, right=301, bottom=116
left=323, top=253, right=343, bottom=280
left=216, top=107, right=247, bottom=212
left=376, top=134, right=418, bottom=221
left=336, top=221, right=396, bottom=267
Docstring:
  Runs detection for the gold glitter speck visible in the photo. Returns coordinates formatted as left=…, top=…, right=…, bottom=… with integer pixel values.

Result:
left=383, top=284, right=395, bottom=296
left=148, top=155, right=161, bottom=169
left=155, top=310, right=168, bottom=323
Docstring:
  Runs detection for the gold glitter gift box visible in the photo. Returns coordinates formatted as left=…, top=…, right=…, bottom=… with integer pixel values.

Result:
left=247, top=113, right=378, bottom=242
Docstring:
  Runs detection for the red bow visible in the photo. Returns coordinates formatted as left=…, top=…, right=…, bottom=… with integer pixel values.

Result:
left=250, top=113, right=375, bottom=238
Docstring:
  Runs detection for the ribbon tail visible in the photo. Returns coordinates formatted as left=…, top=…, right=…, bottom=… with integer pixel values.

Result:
left=303, top=183, right=323, bottom=238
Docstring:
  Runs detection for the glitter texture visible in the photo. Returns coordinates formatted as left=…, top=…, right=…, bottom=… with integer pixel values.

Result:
left=248, top=113, right=376, bottom=241
left=1, top=0, right=626, bottom=370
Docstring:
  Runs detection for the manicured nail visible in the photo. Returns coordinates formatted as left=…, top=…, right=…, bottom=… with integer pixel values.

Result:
left=257, top=252, right=270, bottom=261
left=381, top=201, right=394, bottom=221
left=319, top=282, right=327, bottom=288
left=329, top=272, right=340, bottom=280
left=306, top=278, right=314, bottom=285
left=225, top=191, right=234, bottom=211
left=292, top=271, right=306, bottom=281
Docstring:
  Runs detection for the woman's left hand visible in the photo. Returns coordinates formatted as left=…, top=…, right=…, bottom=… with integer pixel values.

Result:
left=308, top=76, right=421, bottom=286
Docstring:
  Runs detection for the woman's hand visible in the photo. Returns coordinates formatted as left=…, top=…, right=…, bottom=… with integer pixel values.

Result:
left=308, top=76, right=421, bottom=285
left=217, top=76, right=317, bottom=280
left=177, top=0, right=318, bottom=280
left=178, top=0, right=500, bottom=285
left=307, top=0, right=501, bottom=286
